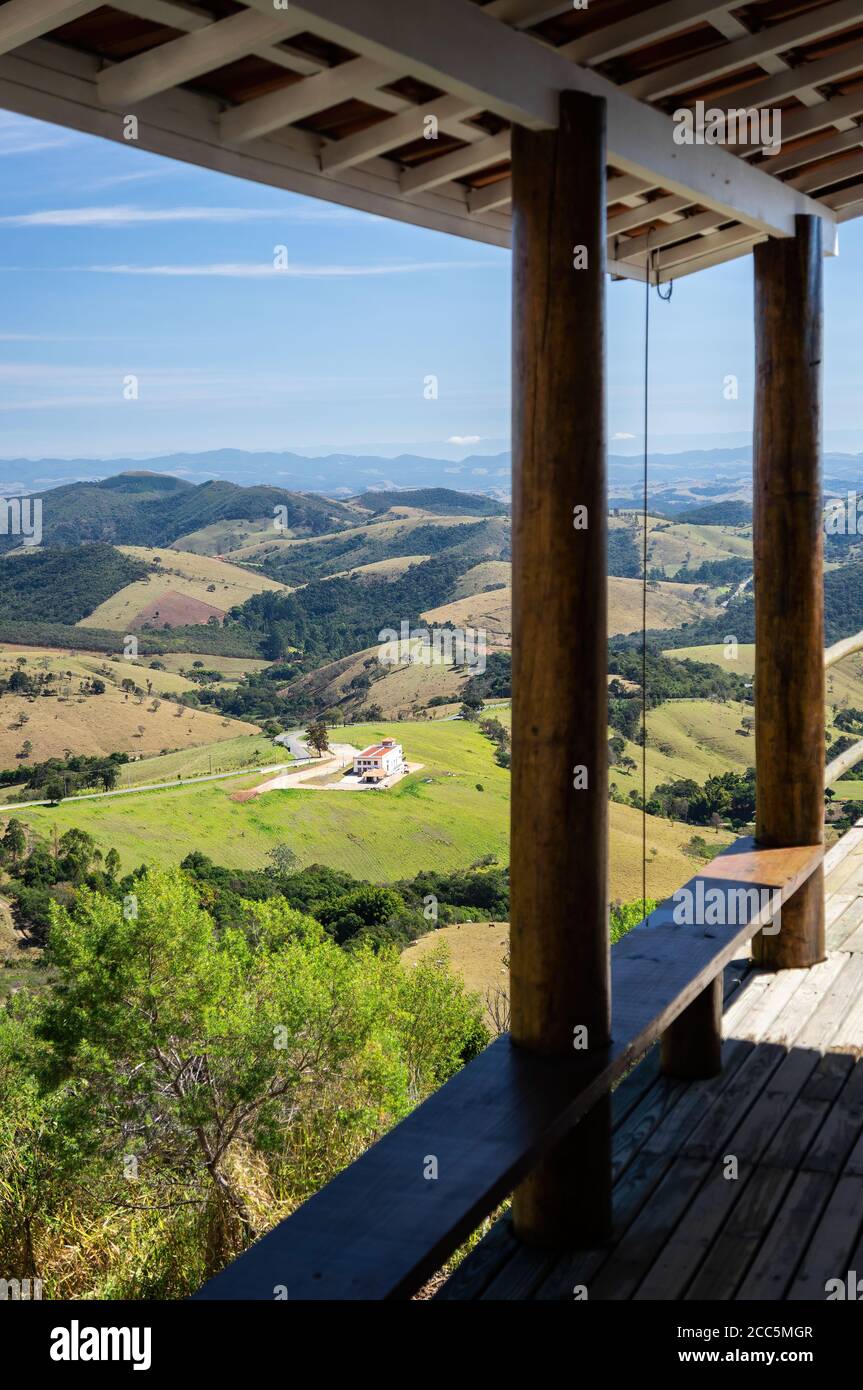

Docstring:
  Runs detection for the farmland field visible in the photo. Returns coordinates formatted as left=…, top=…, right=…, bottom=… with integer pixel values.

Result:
left=78, top=546, right=285, bottom=630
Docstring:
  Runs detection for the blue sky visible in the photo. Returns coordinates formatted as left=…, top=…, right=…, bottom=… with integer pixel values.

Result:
left=1, top=108, right=862, bottom=462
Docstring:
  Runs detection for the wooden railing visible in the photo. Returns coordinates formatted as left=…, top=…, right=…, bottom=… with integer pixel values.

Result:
left=825, top=628, right=863, bottom=787
left=195, top=835, right=822, bottom=1300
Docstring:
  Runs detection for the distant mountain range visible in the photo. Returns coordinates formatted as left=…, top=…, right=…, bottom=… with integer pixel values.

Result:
left=1, top=445, right=862, bottom=514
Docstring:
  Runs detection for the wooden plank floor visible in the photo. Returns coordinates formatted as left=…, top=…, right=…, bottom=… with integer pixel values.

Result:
left=438, top=826, right=863, bottom=1301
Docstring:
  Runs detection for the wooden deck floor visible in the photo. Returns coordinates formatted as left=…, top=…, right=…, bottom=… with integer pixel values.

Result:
left=438, top=825, right=863, bottom=1301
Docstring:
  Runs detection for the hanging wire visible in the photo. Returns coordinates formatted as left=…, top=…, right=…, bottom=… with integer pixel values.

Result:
left=642, top=252, right=650, bottom=924
left=641, top=248, right=673, bottom=923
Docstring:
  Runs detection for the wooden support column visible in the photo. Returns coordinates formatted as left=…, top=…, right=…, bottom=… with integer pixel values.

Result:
left=752, top=215, right=825, bottom=970
left=662, top=976, right=722, bottom=1079
left=509, top=91, right=611, bottom=1247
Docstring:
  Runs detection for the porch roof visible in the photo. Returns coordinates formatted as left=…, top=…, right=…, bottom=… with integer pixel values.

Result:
left=2, top=0, right=863, bottom=280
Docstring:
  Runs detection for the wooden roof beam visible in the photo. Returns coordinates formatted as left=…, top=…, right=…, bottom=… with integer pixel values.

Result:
left=0, top=0, right=95, bottom=54
left=468, top=177, right=512, bottom=215
left=759, top=123, right=863, bottom=178
left=221, top=55, right=394, bottom=144
left=789, top=149, right=863, bottom=194
left=625, top=0, right=863, bottom=103
left=98, top=9, right=304, bottom=106
left=320, top=95, right=485, bottom=174
left=561, top=1, right=749, bottom=67
left=612, top=207, right=728, bottom=262
left=110, top=0, right=326, bottom=78
left=400, top=130, right=510, bottom=196
left=266, top=0, right=834, bottom=239
left=606, top=194, right=693, bottom=237
left=724, top=38, right=863, bottom=118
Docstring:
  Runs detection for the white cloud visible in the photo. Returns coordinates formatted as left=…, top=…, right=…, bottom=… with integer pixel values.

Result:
left=472, top=468, right=489, bottom=475
left=0, top=206, right=283, bottom=228
left=0, top=114, right=76, bottom=157
left=447, top=434, right=482, bottom=445
left=88, top=260, right=500, bottom=278
left=444, top=467, right=463, bottom=474
left=612, top=431, right=637, bottom=440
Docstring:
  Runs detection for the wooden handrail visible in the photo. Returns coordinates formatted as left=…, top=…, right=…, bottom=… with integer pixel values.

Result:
left=826, top=738, right=863, bottom=787
left=825, top=629, right=863, bottom=669
left=194, top=836, right=822, bottom=1300
left=823, top=630, right=863, bottom=785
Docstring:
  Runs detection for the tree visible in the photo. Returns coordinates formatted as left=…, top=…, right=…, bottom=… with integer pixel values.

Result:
left=45, top=780, right=65, bottom=806
left=305, top=720, right=330, bottom=757
left=268, top=844, right=299, bottom=881
left=35, top=871, right=487, bottom=1266
left=1, top=818, right=26, bottom=865
left=56, top=828, right=98, bottom=883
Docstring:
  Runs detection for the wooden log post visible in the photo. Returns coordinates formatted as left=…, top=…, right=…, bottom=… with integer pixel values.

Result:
left=509, top=91, right=611, bottom=1247
left=752, top=215, right=826, bottom=970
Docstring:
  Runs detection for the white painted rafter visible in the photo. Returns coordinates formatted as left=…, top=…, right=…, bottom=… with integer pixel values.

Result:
left=221, top=55, right=394, bottom=144
left=560, top=1, right=745, bottom=67
left=110, top=0, right=326, bottom=78
left=0, top=0, right=95, bottom=55
left=606, top=194, right=693, bottom=238
left=613, top=208, right=730, bottom=263
left=401, top=130, right=510, bottom=196
left=623, top=0, right=863, bottom=103
left=468, top=178, right=512, bottom=215
left=790, top=150, right=863, bottom=195
left=321, top=95, right=485, bottom=174
left=763, top=124, right=863, bottom=178
left=98, top=9, right=304, bottom=106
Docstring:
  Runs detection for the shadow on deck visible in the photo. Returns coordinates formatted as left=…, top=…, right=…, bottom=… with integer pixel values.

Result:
left=438, top=829, right=863, bottom=1301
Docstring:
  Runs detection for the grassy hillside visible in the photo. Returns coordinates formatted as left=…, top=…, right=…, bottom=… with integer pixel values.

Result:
left=0, top=684, right=258, bottom=766
left=9, top=719, right=724, bottom=903
left=608, top=576, right=715, bottom=634
left=611, top=513, right=752, bottom=577
left=610, top=698, right=756, bottom=798
left=79, top=547, right=285, bottom=631
left=422, top=588, right=512, bottom=649
left=116, top=734, right=285, bottom=786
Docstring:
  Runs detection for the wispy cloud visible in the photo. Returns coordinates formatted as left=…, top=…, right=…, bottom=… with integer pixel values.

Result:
left=447, top=434, right=482, bottom=445
left=0, top=205, right=286, bottom=227
left=0, top=114, right=76, bottom=157
left=0, top=202, right=381, bottom=226
left=87, top=260, right=500, bottom=278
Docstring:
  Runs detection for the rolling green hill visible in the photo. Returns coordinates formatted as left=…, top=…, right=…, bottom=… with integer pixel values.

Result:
left=5, top=473, right=355, bottom=552
left=351, top=488, right=507, bottom=517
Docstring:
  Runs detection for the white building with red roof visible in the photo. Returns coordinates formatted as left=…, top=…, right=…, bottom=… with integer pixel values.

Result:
left=353, top=739, right=404, bottom=783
